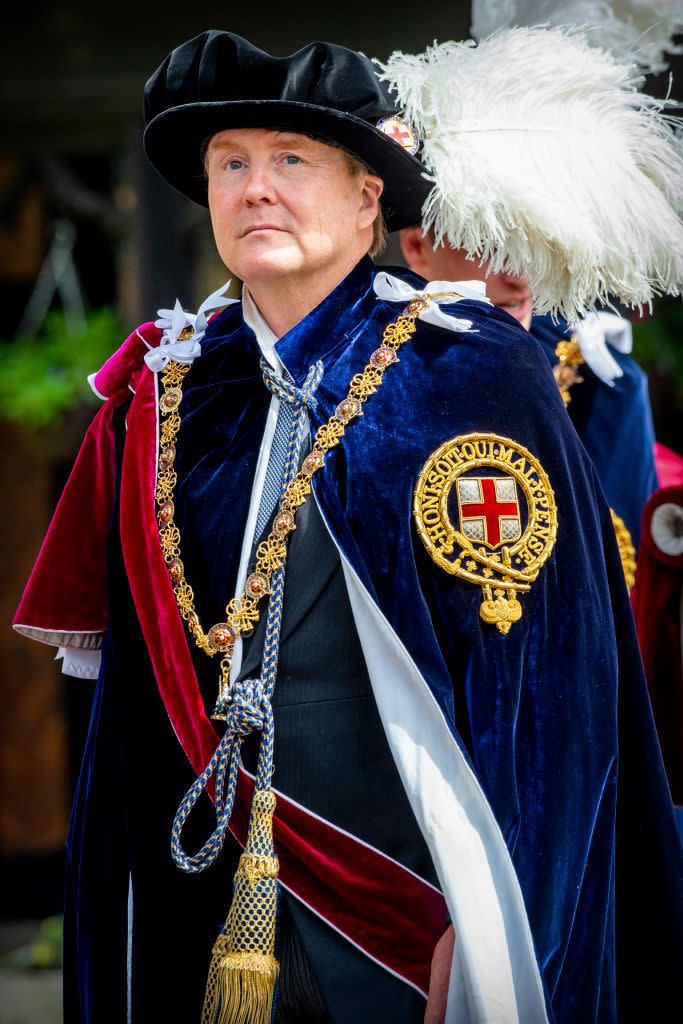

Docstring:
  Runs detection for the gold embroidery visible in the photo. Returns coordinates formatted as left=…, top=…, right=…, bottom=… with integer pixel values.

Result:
left=611, top=508, right=636, bottom=592
left=553, top=335, right=584, bottom=405
left=156, top=292, right=465, bottom=715
left=413, top=433, right=558, bottom=633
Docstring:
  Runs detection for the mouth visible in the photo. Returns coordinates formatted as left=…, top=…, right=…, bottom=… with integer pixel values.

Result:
left=499, top=294, right=532, bottom=323
left=241, top=225, right=286, bottom=238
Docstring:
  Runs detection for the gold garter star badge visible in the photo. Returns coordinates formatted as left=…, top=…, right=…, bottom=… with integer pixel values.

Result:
left=413, top=433, right=558, bottom=633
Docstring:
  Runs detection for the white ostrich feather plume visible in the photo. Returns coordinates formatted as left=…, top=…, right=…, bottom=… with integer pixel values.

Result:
left=376, top=27, right=683, bottom=319
left=471, top=1, right=683, bottom=76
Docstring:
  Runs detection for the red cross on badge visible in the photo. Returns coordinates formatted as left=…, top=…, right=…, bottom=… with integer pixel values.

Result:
left=456, top=476, right=522, bottom=549
left=376, top=115, right=419, bottom=155
left=414, top=432, right=557, bottom=634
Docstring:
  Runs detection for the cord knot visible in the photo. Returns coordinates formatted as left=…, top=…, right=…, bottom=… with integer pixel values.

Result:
left=261, top=359, right=324, bottom=412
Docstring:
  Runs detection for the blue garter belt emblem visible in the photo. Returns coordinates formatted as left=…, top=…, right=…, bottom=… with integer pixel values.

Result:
left=413, top=433, right=558, bottom=633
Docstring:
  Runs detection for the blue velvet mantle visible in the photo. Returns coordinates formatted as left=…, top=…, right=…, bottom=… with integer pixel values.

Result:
left=529, top=315, right=658, bottom=548
left=171, top=258, right=682, bottom=1020
left=65, top=258, right=682, bottom=1023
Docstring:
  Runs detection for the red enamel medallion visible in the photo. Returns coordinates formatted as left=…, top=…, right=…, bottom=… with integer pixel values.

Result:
left=159, top=443, right=176, bottom=470
left=335, top=398, right=361, bottom=422
left=160, top=388, right=182, bottom=414
left=168, top=558, right=184, bottom=584
left=302, top=450, right=325, bottom=476
left=246, top=572, right=269, bottom=598
left=273, top=510, right=296, bottom=536
left=208, top=622, right=235, bottom=652
left=158, top=501, right=174, bottom=524
left=370, top=346, right=397, bottom=369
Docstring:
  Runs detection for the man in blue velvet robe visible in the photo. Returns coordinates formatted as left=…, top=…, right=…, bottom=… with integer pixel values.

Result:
left=400, top=230, right=659, bottom=566
left=14, top=29, right=683, bottom=1024
left=529, top=313, right=657, bottom=550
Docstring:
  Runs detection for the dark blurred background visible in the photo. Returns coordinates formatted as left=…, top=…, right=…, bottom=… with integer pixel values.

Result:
left=0, top=3, right=681, bottom=1017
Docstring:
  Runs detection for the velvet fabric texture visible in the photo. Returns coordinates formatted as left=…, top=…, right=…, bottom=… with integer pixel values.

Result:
left=90, top=323, right=159, bottom=401
left=654, top=440, right=683, bottom=488
left=118, top=310, right=450, bottom=993
left=289, top=265, right=681, bottom=1020
left=530, top=315, right=658, bottom=548
left=63, top=412, right=242, bottom=1023
left=61, top=399, right=445, bottom=1023
left=143, top=31, right=429, bottom=226
left=13, top=388, right=126, bottom=644
left=14, top=281, right=449, bottom=996
left=18, top=258, right=683, bottom=1021
left=631, top=486, right=683, bottom=805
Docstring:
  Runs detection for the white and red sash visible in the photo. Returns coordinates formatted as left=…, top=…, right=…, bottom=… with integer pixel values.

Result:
left=14, top=324, right=446, bottom=995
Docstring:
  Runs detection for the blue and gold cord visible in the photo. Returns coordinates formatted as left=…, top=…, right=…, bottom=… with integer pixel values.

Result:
left=171, top=358, right=323, bottom=1024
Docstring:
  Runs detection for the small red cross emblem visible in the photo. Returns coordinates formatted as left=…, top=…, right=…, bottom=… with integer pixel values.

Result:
left=457, top=476, right=521, bottom=548
left=376, top=116, right=419, bottom=155
left=387, top=123, right=411, bottom=145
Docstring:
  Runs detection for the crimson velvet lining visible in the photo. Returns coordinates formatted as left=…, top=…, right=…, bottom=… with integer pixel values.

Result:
left=631, top=485, right=683, bottom=804
left=117, top=285, right=447, bottom=994
left=14, top=388, right=127, bottom=639
left=19, top=258, right=683, bottom=1021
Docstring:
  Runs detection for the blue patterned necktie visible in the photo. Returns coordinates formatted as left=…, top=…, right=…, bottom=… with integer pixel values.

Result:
left=253, top=368, right=295, bottom=544
left=253, top=358, right=323, bottom=541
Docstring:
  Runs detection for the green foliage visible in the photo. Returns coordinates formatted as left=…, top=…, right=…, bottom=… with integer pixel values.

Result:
left=632, top=299, right=683, bottom=402
left=0, top=915, right=63, bottom=971
left=0, top=308, right=122, bottom=428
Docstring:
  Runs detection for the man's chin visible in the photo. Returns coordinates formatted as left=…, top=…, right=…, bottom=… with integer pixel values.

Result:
left=498, top=298, right=533, bottom=330
left=501, top=306, right=524, bottom=322
left=233, top=247, right=305, bottom=285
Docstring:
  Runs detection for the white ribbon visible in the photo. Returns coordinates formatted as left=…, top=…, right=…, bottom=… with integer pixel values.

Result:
left=570, top=311, right=632, bottom=385
left=145, top=281, right=238, bottom=373
left=195, top=281, right=239, bottom=334
left=144, top=335, right=203, bottom=373
left=154, top=297, right=192, bottom=345
left=373, top=272, right=484, bottom=333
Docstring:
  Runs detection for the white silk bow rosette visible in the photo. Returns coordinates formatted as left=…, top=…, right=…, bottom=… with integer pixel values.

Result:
left=375, top=274, right=634, bottom=387
left=570, top=310, right=633, bottom=385
left=144, top=281, right=238, bottom=373
left=373, top=272, right=487, bottom=333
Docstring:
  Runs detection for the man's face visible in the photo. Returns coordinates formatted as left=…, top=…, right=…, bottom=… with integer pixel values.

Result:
left=206, top=128, right=382, bottom=287
left=400, top=228, right=533, bottom=330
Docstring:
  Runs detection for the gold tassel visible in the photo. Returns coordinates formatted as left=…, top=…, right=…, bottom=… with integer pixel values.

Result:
left=201, top=790, right=280, bottom=1024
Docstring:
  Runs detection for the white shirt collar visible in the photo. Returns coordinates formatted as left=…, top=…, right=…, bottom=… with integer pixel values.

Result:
left=241, top=287, right=284, bottom=372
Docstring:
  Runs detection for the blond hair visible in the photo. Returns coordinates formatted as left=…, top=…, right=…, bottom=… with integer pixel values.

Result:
left=343, top=151, right=388, bottom=259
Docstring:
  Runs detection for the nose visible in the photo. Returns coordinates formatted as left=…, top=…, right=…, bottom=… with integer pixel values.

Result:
left=242, top=163, right=276, bottom=207
left=499, top=271, right=531, bottom=291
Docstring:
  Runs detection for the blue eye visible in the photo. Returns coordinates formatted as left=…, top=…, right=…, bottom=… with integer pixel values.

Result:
left=227, top=159, right=243, bottom=171
left=284, top=154, right=301, bottom=165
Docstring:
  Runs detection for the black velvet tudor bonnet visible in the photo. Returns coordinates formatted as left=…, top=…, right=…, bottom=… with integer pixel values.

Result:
left=143, top=30, right=430, bottom=231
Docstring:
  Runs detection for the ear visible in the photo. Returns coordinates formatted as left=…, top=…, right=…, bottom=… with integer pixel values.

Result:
left=399, top=227, right=429, bottom=275
left=359, top=175, right=383, bottom=226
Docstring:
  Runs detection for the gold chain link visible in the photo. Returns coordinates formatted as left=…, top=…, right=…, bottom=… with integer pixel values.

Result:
left=155, top=295, right=461, bottom=712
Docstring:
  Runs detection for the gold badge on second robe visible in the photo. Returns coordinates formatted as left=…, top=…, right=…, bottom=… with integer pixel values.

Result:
left=413, top=433, right=558, bottom=633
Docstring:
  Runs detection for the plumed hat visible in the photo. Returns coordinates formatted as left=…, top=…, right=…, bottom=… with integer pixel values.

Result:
left=471, top=0, right=683, bottom=76
left=377, top=25, right=683, bottom=319
left=143, top=30, right=429, bottom=230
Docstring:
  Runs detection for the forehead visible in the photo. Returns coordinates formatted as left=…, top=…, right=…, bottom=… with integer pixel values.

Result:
left=206, top=128, right=334, bottom=155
